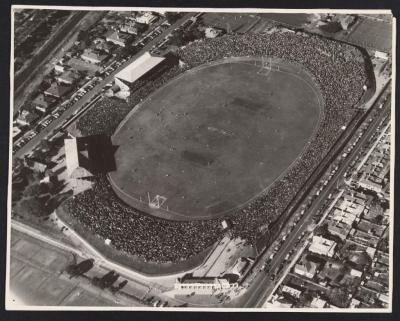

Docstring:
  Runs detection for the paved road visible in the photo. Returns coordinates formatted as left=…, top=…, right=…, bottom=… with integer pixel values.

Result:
left=10, top=223, right=148, bottom=307
left=11, top=219, right=183, bottom=282
left=13, top=12, right=196, bottom=160
left=11, top=218, right=189, bottom=307
left=14, top=11, right=88, bottom=110
left=238, top=85, right=391, bottom=308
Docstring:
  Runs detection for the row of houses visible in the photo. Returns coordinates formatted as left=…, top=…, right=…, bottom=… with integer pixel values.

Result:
left=270, top=117, right=391, bottom=309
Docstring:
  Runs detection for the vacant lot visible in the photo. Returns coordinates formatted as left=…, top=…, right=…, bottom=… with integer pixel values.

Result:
left=109, top=58, right=322, bottom=221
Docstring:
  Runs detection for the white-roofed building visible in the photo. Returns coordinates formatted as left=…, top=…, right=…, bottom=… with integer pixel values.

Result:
left=105, top=30, right=132, bottom=47
left=12, top=126, right=21, bottom=138
left=267, top=295, right=294, bottom=308
left=54, top=64, right=65, bottom=73
left=310, top=297, right=327, bottom=308
left=350, top=298, right=361, bottom=308
left=64, top=135, right=116, bottom=179
left=378, top=293, right=389, bottom=305
left=294, top=258, right=319, bottom=279
left=120, top=22, right=139, bottom=35
left=366, top=247, right=376, bottom=259
left=374, top=51, right=389, bottom=60
left=231, top=258, right=249, bottom=277
left=205, top=27, right=223, bottom=38
left=350, top=269, right=363, bottom=278
left=64, top=137, right=93, bottom=178
left=81, top=49, right=108, bottom=64
left=331, top=208, right=357, bottom=226
left=281, top=285, right=302, bottom=299
left=114, top=51, right=166, bottom=84
left=326, top=219, right=352, bottom=240
left=135, top=12, right=157, bottom=24
left=174, top=274, right=238, bottom=294
left=309, top=235, right=337, bottom=257
left=16, top=110, right=39, bottom=126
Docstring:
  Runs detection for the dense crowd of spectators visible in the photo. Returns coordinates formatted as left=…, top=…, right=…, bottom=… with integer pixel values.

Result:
left=64, top=175, right=222, bottom=262
left=77, top=66, right=182, bottom=136
left=68, top=29, right=368, bottom=262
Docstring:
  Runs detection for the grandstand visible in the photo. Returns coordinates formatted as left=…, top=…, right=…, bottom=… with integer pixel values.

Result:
left=115, top=51, right=166, bottom=84
left=64, top=134, right=117, bottom=178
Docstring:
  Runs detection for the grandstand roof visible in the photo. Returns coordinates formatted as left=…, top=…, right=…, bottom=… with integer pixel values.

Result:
left=115, top=52, right=165, bottom=83
left=64, top=137, right=93, bottom=178
left=64, top=137, right=80, bottom=177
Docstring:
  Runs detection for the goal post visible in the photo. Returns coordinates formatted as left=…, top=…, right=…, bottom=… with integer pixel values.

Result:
left=257, top=57, right=273, bottom=76
left=148, top=193, right=167, bottom=209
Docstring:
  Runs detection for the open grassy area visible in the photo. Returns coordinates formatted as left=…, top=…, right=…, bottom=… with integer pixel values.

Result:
left=109, top=58, right=322, bottom=221
left=345, top=17, right=392, bottom=52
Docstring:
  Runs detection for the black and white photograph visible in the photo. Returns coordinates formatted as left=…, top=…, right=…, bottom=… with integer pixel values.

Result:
left=5, top=5, right=395, bottom=311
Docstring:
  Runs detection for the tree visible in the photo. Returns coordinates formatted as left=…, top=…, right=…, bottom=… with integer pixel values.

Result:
left=169, top=26, right=205, bottom=47
left=16, top=198, right=46, bottom=217
left=24, top=183, right=42, bottom=197
left=374, top=214, right=384, bottom=225
left=187, top=26, right=205, bottom=41
left=77, top=30, right=90, bottom=45
left=169, top=29, right=185, bottom=47
left=38, top=182, right=53, bottom=194
left=347, top=244, right=357, bottom=252
left=314, top=223, right=329, bottom=236
left=165, top=12, right=181, bottom=24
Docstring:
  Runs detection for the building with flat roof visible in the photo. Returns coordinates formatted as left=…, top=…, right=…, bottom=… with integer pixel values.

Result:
left=174, top=274, right=238, bottom=293
left=309, top=235, right=337, bottom=257
left=326, top=219, right=352, bottom=240
left=350, top=269, right=363, bottom=278
left=350, top=298, right=361, bottom=308
left=331, top=208, right=358, bottom=226
left=56, top=70, right=81, bottom=85
left=349, top=229, right=380, bottom=248
left=120, top=22, right=139, bottom=35
left=294, top=258, right=320, bottom=279
left=114, top=51, right=166, bottom=84
left=81, top=49, right=108, bottom=64
left=310, top=297, right=327, bottom=308
left=135, top=12, right=158, bottom=24
left=54, top=64, right=65, bottom=73
left=281, top=285, right=302, bottom=299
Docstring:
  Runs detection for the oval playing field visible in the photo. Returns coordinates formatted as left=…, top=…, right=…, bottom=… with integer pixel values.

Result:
left=109, top=58, right=323, bottom=221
